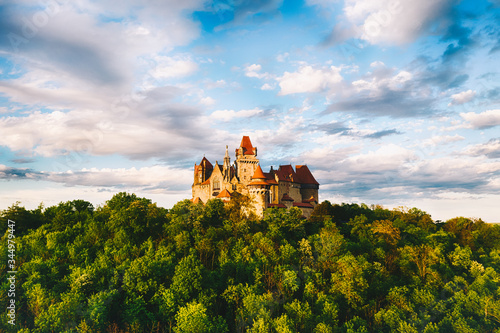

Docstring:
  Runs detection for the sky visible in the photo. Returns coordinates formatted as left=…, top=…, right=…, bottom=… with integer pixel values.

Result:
left=0, top=0, right=499, bottom=222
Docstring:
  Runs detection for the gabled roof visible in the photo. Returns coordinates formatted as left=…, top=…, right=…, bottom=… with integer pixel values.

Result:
left=281, top=193, right=294, bottom=201
left=216, top=189, right=232, bottom=198
left=212, top=162, right=222, bottom=173
left=278, top=165, right=296, bottom=182
left=199, top=156, right=213, bottom=169
left=240, top=136, right=255, bottom=155
left=295, top=165, right=319, bottom=185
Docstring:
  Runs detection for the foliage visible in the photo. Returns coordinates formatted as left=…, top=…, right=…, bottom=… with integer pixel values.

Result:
left=1, top=193, right=500, bottom=332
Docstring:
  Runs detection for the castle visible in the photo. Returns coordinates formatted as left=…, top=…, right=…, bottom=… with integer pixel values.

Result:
left=191, top=136, right=319, bottom=218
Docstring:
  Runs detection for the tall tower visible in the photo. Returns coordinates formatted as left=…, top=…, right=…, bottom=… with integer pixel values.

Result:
left=223, top=145, right=231, bottom=182
left=235, top=136, right=259, bottom=186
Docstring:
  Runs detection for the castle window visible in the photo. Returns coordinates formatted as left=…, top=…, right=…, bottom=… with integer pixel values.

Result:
left=213, top=178, right=220, bottom=190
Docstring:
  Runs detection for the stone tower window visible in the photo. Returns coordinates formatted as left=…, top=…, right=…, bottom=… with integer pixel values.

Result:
left=213, top=178, right=220, bottom=190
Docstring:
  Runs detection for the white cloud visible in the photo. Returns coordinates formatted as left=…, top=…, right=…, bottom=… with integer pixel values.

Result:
left=410, top=158, right=500, bottom=190
left=278, top=65, right=343, bottom=95
left=421, top=134, right=465, bottom=147
left=344, top=144, right=416, bottom=172
left=448, top=90, right=476, bottom=106
left=150, top=55, right=198, bottom=79
left=343, top=0, right=452, bottom=45
left=460, top=109, right=500, bottom=129
left=0, top=86, right=213, bottom=160
left=252, top=116, right=306, bottom=153
left=200, top=96, right=216, bottom=106
left=245, top=64, right=271, bottom=79
left=0, top=0, right=205, bottom=110
left=45, top=165, right=192, bottom=190
left=210, top=108, right=263, bottom=122
left=370, top=61, right=385, bottom=68
left=206, top=79, right=227, bottom=89
left=352, top=69, right=412, bottom=96
left=261, top=83, right=275, bottom=90
left=463, top=139, right=500, bottom=159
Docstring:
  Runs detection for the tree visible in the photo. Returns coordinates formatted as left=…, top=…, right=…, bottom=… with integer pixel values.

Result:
left=1, top=202, right=46, bottom=235
left=171, top=253, right=204, bottom=303
left=174, top=302, right=212, bottom=333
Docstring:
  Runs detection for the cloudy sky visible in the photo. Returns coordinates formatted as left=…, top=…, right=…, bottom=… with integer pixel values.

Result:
left=1, top=0, right=499, bottom=222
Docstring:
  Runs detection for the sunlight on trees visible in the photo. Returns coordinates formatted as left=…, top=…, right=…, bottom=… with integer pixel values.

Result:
left=1, top=193, right=500, bottom=332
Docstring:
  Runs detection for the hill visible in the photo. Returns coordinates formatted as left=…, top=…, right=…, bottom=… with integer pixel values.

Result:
left=1, top=192, right=500, bottom=332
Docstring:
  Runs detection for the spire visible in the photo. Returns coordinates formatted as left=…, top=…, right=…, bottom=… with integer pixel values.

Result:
left=223, top=145, right=231, bottom=181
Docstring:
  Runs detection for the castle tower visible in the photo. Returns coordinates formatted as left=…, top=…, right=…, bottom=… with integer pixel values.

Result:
left=235, top=136, right=259, bottom=186
left=247, top=165, right=269, bottom=217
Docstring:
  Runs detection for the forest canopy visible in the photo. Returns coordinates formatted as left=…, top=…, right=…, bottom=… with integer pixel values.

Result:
left=1, top=193, right=500, bottom=332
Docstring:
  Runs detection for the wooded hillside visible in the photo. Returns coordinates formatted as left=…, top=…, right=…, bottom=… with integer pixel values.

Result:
left=1, top=193, right=500, bottom=332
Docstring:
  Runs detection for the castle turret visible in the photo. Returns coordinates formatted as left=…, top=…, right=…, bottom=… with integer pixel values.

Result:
left=248, top=165, right=269, bottom=217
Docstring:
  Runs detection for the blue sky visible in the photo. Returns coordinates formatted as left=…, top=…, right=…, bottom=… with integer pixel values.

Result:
left=1, top=0, right=499, bottom=221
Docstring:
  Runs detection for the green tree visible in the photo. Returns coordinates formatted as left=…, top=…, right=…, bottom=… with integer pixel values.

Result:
left=174, top=302, right=212, bottom=333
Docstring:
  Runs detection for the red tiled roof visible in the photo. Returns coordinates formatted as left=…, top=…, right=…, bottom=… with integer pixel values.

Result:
left=278, top=165, right=296, bottom=182
left=295, top=165, right=319, bottom=185
left=293, top=202, right=314, bottom=208
left=281, top=193, right=294, bottom=201
left=240, top=136, right=255, bottom=155
left=216, top=189, right=232, bottom=198
left=273, top=169, right=287, bottom=182
left=201, top=179, right=210, bottom=185
left=263, top=172, right=278, bottom=184
left=252, top=165, right=266, bottom=179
